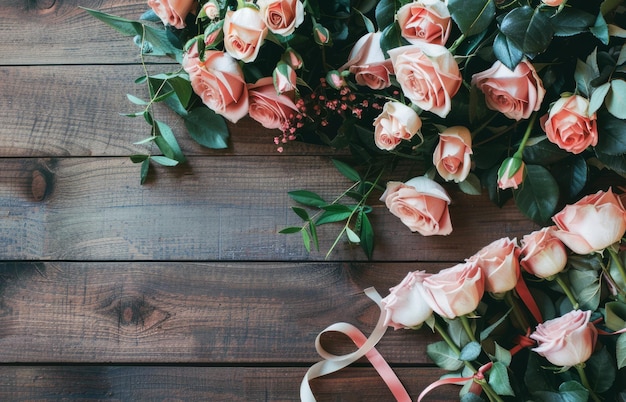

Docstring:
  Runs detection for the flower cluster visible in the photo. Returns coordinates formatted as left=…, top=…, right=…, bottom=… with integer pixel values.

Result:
left=304, top=188, right=626, bottom=400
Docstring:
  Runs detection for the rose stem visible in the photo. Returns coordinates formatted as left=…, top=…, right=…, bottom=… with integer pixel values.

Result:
left=505, top=291, right=530, bottom=330
left=574, top=363, right=601, bottom=402
left=460, top=314, right=479, bottom=343
left=555, top=274, right=579, bottom=310
left=608, top=246, right=626, bottom=289
left=513, top=112, right=537, bottom=159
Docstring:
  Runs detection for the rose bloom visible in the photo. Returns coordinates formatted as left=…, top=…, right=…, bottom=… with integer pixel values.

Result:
left=388, top=43, right=462, bottom=118
left=397, top=0, right=451, bottom=46
left=520, top=227, right=568, bottom=279
left=433, top=126, right=472, bottom=183
left=540, top=94, right=598, bottom=155
left=373, top=101, right=422, bottom=151
left=531, top=310, right=597, bottom=367
left=223, top=7, right=268, bottom=62
left=382, top=271, right=434, bottom=330
left=552, top=188, right=626, bottom=254
left=497, top=156, right=525, bottom=190
left=202, top=0, right=219, bottom=19
left=422, top=261, right=484, bottom=319
left=380, top=176, right=452, bottom=236
left=183, top=45, right=249, bottom=123
left=471, top=59, right=545, bottom=121
left=340, top=32, right=394, bottom=90
left=257, top=0, right=304, bottom=36
left=147, top=0, right=196, bottom=29
left=247, top=77, right=298, bottom=130
left=467, top=237, right=520, bottom=293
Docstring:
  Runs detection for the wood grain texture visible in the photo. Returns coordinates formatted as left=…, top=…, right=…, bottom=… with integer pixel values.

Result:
left=0, top=157, right=539, bottom=261
left=0, top=366, right=459, bottom=401
left=0, top=261, right=450, bottom=363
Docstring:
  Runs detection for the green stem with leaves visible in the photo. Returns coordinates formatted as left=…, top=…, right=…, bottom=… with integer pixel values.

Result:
left=608, top=246, right=626, bottom=289
left=460, top=315, right=478, bottom=343
left=574, top=363, right=601, bottom=402
left=554, top=274, right=579, bottom=310
left=513, top=112, right=537, bottom=159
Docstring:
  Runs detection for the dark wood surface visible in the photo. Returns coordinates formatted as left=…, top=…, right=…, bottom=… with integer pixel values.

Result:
left=0, top=0, right=553, bottom=400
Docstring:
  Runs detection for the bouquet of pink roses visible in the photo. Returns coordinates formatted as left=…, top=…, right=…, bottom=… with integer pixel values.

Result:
left=86, top=0, right=626, bottom=257
left=302, top=188, right=626, bottom=401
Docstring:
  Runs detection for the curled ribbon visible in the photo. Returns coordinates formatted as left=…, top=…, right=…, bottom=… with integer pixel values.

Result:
left=417, top=362, right=493, bottom=402
left=300, top=287, right=411, bottom=402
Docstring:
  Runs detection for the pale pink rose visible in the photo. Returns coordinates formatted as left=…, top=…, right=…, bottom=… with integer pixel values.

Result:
left=397, top=0, right=451, bottom=46
left=202, top=0, right=219, bottom=19
left=257, top=0, right=304, bottom=36
left=433, top=126, right=472, bottom=183
left=183, top=45, right=249, bottom=123
left=531, top=310, right=597, bottom=367
left=467, top=237, right=520, bottom=293
left=148, top=0, right=196, bottom=29
left=471, top=59, right=545, bottom=121
left=497, top=157, right=525, bottom=190
left=380, top=176, right=452, bottom=236
left=552, top=188, right=626, bottom=254
left=247, top=77, right=298, bottom=130
left=340, top=32, right=394, bottom=90
left=542, top=0, right=563, bottom=6
left=388, top=44, right=462, bottom=118
left=520, top=227, right=568, bottom=279
left=223, top=7, right=268, bottom=62
left=382, top=271, right=434, bottom=330
left=540, top=94, right=598, bottom=155
left=373, top=101, right=422, bottom=151
left=422, top=261, right=484, bottom=319
left=273, top=63, right=297, bottom=94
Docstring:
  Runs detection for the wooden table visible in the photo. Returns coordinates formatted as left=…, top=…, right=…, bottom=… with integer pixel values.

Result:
left=0, top=1, right=548, bottom=400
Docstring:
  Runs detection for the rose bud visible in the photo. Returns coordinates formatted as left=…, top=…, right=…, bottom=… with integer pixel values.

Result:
left=373, top=101, right=422, bottom=151
left=381, top=271, right=434, bottom=329
left=313, top=23, right=332, bottom=45
left=497, top=156, right=525, bottom=190
left=273, top=62, right=297, bottom=94
left=433, top=126, right=473, bottom=183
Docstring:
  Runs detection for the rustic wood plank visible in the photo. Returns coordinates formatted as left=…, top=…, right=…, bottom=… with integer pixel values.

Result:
left=0, top=366, right=459, bottom=401
left=0, top=0, right=158, bottom=65
left=0, top=261, right=448, bottom=363
left=0, top=157, right=539, bottom=261
left=0, top=65, right=336, bottom=157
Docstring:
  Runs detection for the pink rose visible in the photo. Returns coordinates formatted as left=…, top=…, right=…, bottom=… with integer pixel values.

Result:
left=223, top=7, right=268, bottom=62
left=247, top=77, right=298, bottom=130
left=497, top=156, right=525, bottom=190
left=397, top=0, right=451, bottom=46
left=340, top=32, right=394, bottom=90
left=433, top=126, right=473, bottom=183
left=380, top=176, right=452, bottom=236
left=471, top=59, right=545, bottom=121
left=531, top=310, right=598, bottom=367
left=147, top=0, right=196, bottom=29
left=373, top=101, right=423, bottom=151
left=540, top=94, right=598, bottom=155
left=183, top=46, right=249, bottom=123
left=467, top=237, right=520, bottom=293
left=520, top=227, right=568, bottom=279
left=388, top=43, right=462, bottom=118
left=202, top=0, right=219, bottom=19
left=382, top=271, right=434, bottom=330
left=422, top=261, right=485, bottom=319
left=257, top=0, right=304, bottom=36
left=552, top=188, right=626, bottom=254
left=273, top=62, right=297, bottom=94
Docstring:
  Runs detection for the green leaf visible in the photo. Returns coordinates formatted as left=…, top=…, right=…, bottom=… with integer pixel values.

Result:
left=523, top=137, right=570, bottom=164
left=597, top=109, right=626, bottom=155
left=606, top=79, right=626, bottom=119
left=493, top=32, right=524, bottom=71
left=279, top=226, right=302, bottom=234
left=617, top=333, right=626, bottom=369
left=150, top=155, right=179, bottom=166
left=586, top=346, right=615, bottom=393
left=590, top=12, right=610, bottom=45
left=605, top=300, right=626, bottom=332
left=427, top=341, right=464, bottom=371
left=488, top=362, right=515, bottom=396
left=301, top=229, right=311, bottom=252
left=448, top=0, right=496, bottom=36
left=568, top=265, right=601, bottom=311
left=291, top=207, right=310, bottom=221
left=183, top=107, right=229, bottom=149
left=127, top=93, right=148, bottom=105
left=345, top=227, right=360, bottom=243
left=513, top=164, right=559, bottom=224
left=480, top=308, right=511, bottom=342
left=140, top=158, right=150, bottom=185
left=459, top=341, right=481, bottom=361
left=374, top=0, right=397, bottom=30
left=287, top=190, right=327, bottom=207
left=551, top=156, right=588, bottom=200
left=500, top=6, right=554, bottom=55
left=550, top=8, right=596, bottom=37
left=331, top=159, right=361, bottom=182
left=458, top=173, right=482, bottom=195
left=130, top=154, right=149, bottom=163
left=359, top=211, right=374, bottom=259
left=493, top=342, right=512, bottom=367
left=316, top=210, right=353, bottom=225
left=165, top=76, right=193, bottom=108
left=595, top=149, right=626, bottom=176
left=574, top=59, right=597, bottom=98
left=133, top=136, right=158, bottom=145
left=354, top=7, right=375, bottom=33
left=155, top=120, right=186, bottom=162
left=589, top=81, right=610, bottom=115
left=380, top=22, right=403, bottom=57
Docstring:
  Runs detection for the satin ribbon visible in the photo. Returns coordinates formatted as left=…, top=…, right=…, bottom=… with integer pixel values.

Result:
left=417, top=362, right=492, bottom=402
left=515, top=277, right=543, bottom=324
left=300, top=287, right=411, bottom=402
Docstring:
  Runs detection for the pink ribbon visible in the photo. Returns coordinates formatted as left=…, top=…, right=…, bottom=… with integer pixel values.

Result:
left=300, top=287, right=411, bottom=401
left=515, top=276, right=543, bottom=324
left=417, top=362, right=492, bottom=402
